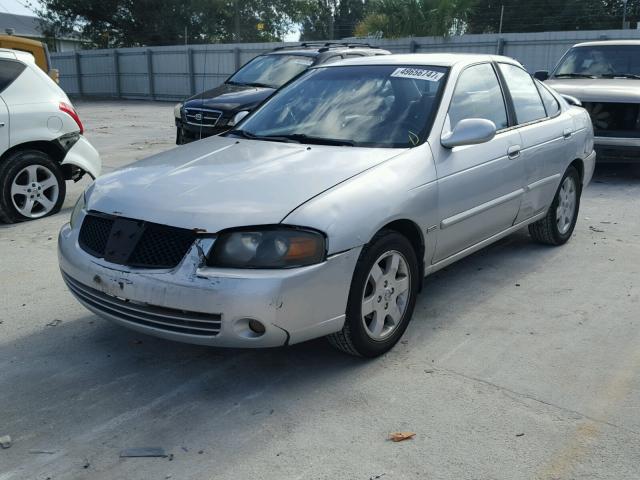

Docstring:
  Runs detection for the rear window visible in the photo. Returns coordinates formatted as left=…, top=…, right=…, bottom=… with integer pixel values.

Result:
left=0, top=59, right=25, bottom=93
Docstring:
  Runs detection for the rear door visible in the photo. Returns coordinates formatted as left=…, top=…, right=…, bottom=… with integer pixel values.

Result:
left=0, top=58, right=26, bottom=151
left=432, top=62, right=524, bottom=263
left=497, top=63, right=574, bottom=222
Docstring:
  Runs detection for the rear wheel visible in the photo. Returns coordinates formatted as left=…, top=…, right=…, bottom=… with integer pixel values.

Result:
left=327, top=230, right=419, bottom=357
left=528, top=165, right=581, bottom=245
left=0, top=150, right=66, bottom=223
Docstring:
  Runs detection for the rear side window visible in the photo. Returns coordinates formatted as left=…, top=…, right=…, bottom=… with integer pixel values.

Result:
left=535, top=80, right=560, bottom=117
left=0, top=59, right=26, bottom=93
left=449, top=63, right=508, bottom=130
left=498, top=63, right=546, bottom=124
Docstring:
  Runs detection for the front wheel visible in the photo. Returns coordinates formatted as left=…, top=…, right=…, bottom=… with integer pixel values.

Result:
left=529, top=165, right=581, bottom=245
left=327, top=230, right=419, bottom=357
left=0, top=150, right=66, bottom=223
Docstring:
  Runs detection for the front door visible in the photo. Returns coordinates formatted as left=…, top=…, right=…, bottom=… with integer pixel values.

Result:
left=432, top=62, right=524, bottom=263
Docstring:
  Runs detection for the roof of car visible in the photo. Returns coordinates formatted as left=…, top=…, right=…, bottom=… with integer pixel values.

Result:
left=321, top=53, right=523, bottom=68
left=268, top=42, right=388, bottom=56
left=572, top=39, right=640, bottom=48
left=0, top=47, right=35, bottom=63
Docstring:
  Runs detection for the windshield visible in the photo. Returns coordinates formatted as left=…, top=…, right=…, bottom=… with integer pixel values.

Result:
left=229, top=65, right=448, bottom=148
left=553, top=45, right=640, bottom=78
left=226, top=54, right=315, bottom=89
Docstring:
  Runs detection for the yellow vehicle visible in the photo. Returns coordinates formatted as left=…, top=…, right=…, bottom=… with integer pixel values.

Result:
left=0, top=34, right=59, bottom=82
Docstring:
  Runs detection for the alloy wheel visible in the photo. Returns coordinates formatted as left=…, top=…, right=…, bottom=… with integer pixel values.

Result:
left=361, top=250, right=411, bottom=340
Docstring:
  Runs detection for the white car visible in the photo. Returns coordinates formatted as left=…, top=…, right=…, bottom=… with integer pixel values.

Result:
left=0, top=48, right=100, bottom=223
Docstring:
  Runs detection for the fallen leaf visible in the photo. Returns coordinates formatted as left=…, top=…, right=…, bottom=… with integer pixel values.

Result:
left=388, top=432, right=416, bottom=442
left=46, top=319, right=62, bottom=327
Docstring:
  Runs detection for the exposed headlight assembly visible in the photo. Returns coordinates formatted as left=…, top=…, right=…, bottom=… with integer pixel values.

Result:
left=207, top=227, right=326, bottom=268
left=70, top=191, right=86, bottom=229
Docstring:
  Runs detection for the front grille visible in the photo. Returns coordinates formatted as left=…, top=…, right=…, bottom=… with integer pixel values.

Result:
left=78, top=213, right=197, bottom=269
left=62, top=272, right=221, bottom=336
left=78, top=215, right=113, bottom=256
left=583, top=102, right=640, bottom=138
left=184, top=108, right=223, bottom=127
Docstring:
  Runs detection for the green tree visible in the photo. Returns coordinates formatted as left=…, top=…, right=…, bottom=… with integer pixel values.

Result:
left=355, top=0, right=476, bottom=37
left=300, top=0, right=369, bottom=40
left=34, top=0, right=307, bottom=48
left=466, top=0, right=640, bottom=33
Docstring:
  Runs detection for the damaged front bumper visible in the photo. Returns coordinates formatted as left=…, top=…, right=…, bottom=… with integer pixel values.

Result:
left=58, top=220, right=360, bottom=348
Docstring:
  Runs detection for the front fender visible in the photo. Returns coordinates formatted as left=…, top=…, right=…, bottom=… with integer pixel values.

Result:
left=61, top=135, right=101, bottom=179
left=283, top=145, right=439, bottom=257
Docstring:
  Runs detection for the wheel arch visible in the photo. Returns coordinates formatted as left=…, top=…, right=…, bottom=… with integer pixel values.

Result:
left=0, top=141, right=76, bottom=180
left=569, top=158, right=584, bottom=186
left=376, top=219, right=425, bottom=290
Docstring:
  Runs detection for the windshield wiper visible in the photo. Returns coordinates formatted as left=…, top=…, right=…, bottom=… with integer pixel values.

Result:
left=278, top=134, right=355, bottom=146
left=225, top=129, right=300, bottom=143
left=599, top=73, right=640, bottom=79
left=244, top=81, right=276, bottom=89
left=553, top=73, right=597, bottom=79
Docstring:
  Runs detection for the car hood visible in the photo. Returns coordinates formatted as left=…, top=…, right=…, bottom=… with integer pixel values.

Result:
left=86, top=136, right=406, bottom=233
left=546, top=78, right=640, bottom=103
left=184, top=83, right=275, bottom=112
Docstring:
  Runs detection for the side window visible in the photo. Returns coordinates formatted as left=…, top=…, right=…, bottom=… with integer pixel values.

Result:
left=0, top=59, right=26, bottom=93
left=448, top=63, right=508, bottom=130
left=498, top=63, right=546, bottom=124
left=535, top=80, right=560, bottom=117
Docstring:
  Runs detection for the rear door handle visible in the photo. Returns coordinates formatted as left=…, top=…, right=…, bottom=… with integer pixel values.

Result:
left=563, top=128, right=573, bottom=138
left=507, top=145, right=521, bottom=159
left=0, top=122, right=5, bottom=128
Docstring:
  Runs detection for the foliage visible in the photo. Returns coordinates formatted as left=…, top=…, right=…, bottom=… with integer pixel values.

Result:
left=355, top=0, right=477, bottom=38
left=466, top=0, right=640, bottom=33
left=33, top=0, right=309, bottom=48
left=299, top=0, right=369, bottom=40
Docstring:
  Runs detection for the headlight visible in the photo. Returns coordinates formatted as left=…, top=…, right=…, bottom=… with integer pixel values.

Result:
left=227, top=110, right=249, bottom=127
left=70, top=192, right=86, bottom=229
left=207, top=227, right=326, bottom=268
left=173, top=103, right=183, bottom=119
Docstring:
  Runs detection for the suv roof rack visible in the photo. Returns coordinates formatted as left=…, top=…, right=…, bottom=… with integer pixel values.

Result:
left=271, top=42, right=379, bottom=52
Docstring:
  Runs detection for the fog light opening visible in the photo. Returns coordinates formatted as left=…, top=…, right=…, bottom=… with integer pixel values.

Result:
left=248, top=319, right=266, bottom=335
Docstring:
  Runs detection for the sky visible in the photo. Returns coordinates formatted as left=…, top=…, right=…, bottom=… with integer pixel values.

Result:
left=0, top=0, right=40, bottom=16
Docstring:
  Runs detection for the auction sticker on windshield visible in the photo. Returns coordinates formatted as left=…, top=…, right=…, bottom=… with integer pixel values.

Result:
left=391, top=67, right=444, bottom=82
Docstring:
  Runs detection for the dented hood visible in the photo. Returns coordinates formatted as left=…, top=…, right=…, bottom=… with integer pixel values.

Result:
left=87, top=136, right=405, bottom=233
left=546, top=78, right=640, bottom=103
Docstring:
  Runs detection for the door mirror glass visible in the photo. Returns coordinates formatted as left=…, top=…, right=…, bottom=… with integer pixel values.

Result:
left=441, top=118, right=496, bottom=148
left=534, top=70, right=549, bottom=81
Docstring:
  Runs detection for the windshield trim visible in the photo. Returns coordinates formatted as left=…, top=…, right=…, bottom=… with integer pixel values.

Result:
left=225, top=64, right=450, bottom=149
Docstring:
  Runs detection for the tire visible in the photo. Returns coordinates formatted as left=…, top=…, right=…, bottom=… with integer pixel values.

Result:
left=176, top=128, right=184, bottom=145
left=0, top=149, right=66, bottom=224
left=327, top=230, right=419, bottom=357
left=528, top=165, right=581, bottom=246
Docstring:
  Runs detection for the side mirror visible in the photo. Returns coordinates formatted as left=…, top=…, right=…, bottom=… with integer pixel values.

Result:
left=534, top=70, right=549, bottom=81
left=561, top=94, right=582, bottom=107
left=229, top=110, right=249, bottom=126
left=441, top=118, right=497, bottom=149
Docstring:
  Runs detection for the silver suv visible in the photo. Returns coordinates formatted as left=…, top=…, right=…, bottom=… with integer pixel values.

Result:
left=536, top=40, right=640, bottom=163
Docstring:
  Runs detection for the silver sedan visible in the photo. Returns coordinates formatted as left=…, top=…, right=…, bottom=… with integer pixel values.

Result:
left=58, top=54, right=595, bottom=357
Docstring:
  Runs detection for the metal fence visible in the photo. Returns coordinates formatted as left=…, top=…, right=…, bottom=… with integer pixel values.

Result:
left=52, top=28, right=640, bottom=102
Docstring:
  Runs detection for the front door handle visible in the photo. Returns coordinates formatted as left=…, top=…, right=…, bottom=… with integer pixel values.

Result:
left=507, top=145, right=521, bottom=159
left=563, top=128, right=573, bottom=138
left=0, top=122, right=5, bottom=128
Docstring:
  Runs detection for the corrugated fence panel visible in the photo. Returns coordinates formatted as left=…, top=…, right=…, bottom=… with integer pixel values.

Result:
left=52, top=29, right=640, bottom=101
